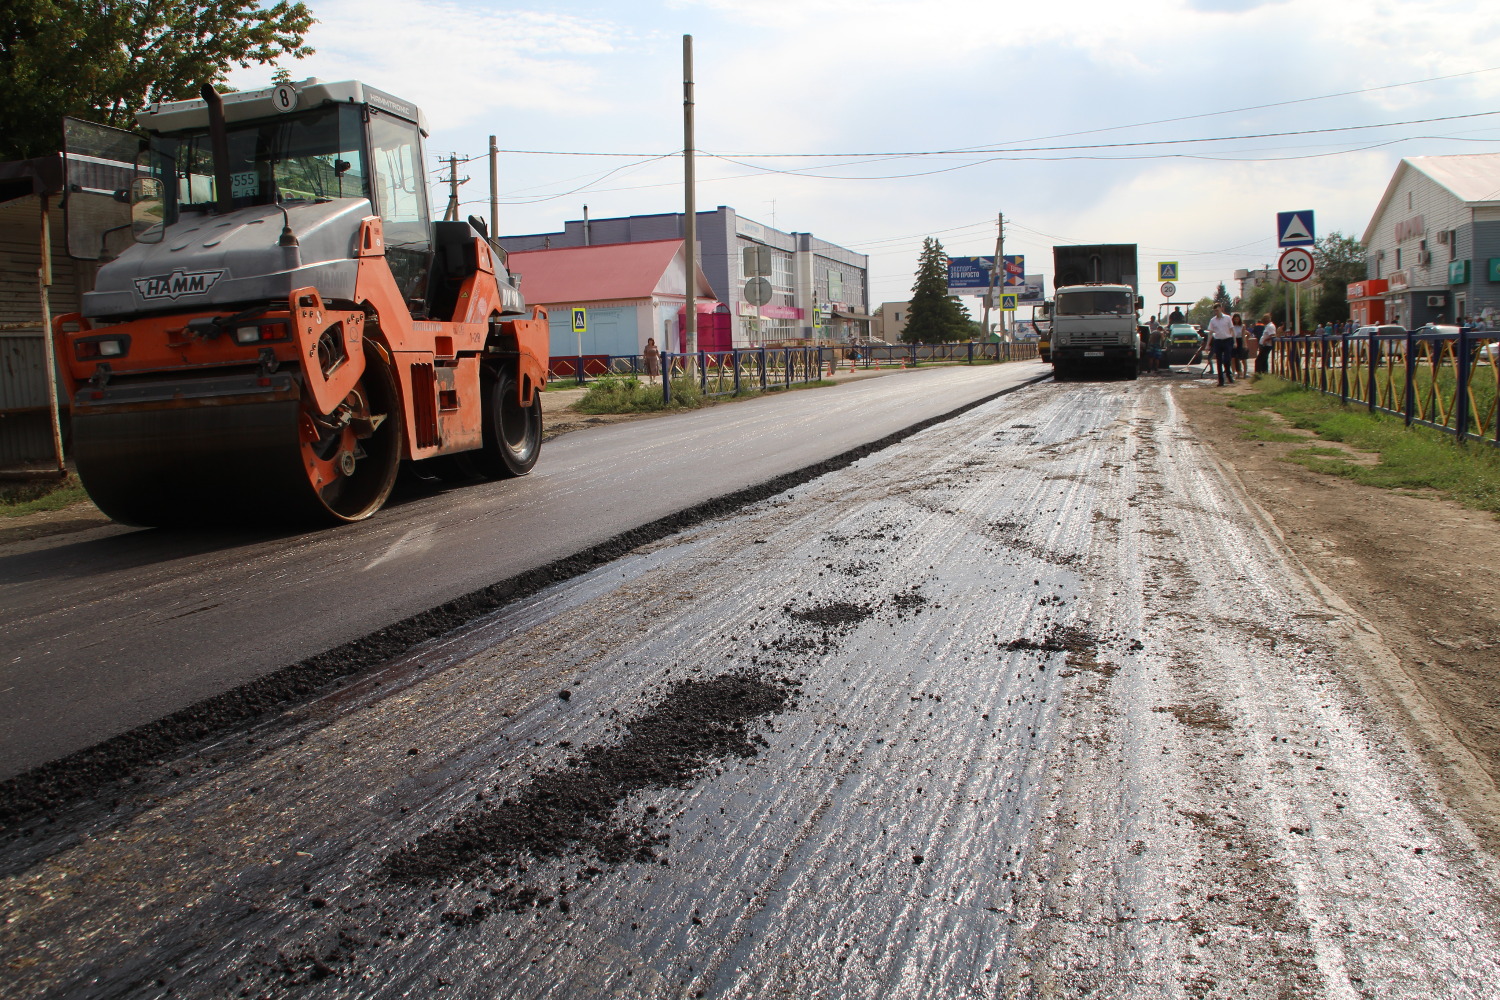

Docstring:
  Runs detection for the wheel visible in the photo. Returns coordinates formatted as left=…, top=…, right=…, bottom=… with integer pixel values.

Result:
left=294, top=345, right=402, bottom=522
left=1122, top=360, right=1139, bottom=381
left=471, top=365, right=542, bottom=478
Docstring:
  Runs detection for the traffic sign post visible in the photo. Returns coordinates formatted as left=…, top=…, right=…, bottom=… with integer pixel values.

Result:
left=1157, top=262, right=1179, bottom=282
left=1277, top=211, right=1315, bottom=248
left=1278, top=248, right=1314, bottom=337
left=1000, top=293, right=1018, bottom=312
left=1278, top=247, right=1314, bottom=283
left=1160, top=281, right=1176, bottom=298
left=572, top=307, right=588, bottom=381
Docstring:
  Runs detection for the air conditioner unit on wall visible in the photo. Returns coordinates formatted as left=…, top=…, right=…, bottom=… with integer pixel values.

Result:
left=1427, top=295, right=1446, bottom=307
left=1437, top=231, right=1451, bottom=245
left=1417, top=250, right=1432, bottom=266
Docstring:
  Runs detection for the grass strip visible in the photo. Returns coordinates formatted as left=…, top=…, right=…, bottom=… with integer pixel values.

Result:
left=1230, top=376, right=1500, bottom=514
left=0, top=475, right=90, bottom=517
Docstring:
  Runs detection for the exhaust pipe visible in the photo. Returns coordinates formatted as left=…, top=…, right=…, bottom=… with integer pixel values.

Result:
left=199, top=83, right=234, bottom=216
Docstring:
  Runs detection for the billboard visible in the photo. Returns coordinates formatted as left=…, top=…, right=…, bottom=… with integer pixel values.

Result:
left=1015, top=273, right=1046, bottom=303
left=947, top=256, right=995, bottom=294
left=1002, top=255, right=1025, bottom=287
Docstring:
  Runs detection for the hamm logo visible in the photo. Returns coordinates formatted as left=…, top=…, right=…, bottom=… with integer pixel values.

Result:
left=134, top=268, right=226, bottom=301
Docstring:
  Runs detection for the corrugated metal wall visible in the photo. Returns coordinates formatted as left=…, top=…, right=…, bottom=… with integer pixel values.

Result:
left=0, top=194, right=88, bottom=470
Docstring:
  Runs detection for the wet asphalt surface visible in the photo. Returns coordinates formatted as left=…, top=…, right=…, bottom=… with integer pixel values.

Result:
left=0, top=363, right=1039, bottom=784
left=4, top=377, right=1500, bottom=998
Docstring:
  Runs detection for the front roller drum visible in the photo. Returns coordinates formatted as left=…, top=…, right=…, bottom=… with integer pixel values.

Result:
left=72, top=355, right=401, bottom=527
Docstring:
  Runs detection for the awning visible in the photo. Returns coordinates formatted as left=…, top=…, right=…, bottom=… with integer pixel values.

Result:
left=0, top=154, right=63, bottom=204
left=829, top=310, right=874, bottom=321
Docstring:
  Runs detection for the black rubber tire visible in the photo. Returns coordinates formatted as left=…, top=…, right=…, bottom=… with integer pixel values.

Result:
left=473, top=365, right=542, bottom=478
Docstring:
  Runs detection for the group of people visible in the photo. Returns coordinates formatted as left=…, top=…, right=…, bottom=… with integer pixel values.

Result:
left=1141, top=305, right=1282, bottom=385
left=1204, top=303, right=1278, bottom=385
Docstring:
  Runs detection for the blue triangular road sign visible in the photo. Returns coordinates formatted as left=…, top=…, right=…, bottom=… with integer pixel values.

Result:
left=1277, top=211, right=1315, bottom=247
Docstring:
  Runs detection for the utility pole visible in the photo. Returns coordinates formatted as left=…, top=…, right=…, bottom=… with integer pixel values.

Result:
left=683, top=34, right=697, bottom=364
left=442, top=153, right=469, bottom=223
left=981, top=213, right=1004, bottom=341
left=488, top=136, right=498, bottom=237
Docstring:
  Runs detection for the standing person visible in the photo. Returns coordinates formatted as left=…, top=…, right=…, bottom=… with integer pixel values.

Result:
left=1168, top=306, right=1185, bottom=326
left=1206, top=303, right=1236, bottom=386
left=1230, top=312, right=1248, bottom=379
left=1244, top=315, right=1262, bottom=377
left=643, top=336, right=661, bottom=385
left=1257, top=314, right=1277, bottom=375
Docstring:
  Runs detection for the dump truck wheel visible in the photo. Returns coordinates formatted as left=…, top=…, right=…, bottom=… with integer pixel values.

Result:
left=295, top=347, right=402, bottom=522
left=471, top=365, right=542, bottom=478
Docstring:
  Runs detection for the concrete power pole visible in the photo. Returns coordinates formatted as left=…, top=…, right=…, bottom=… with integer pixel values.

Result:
left=981, top=213, right=1004, bottom=341
left=442, top=154, right=468, bottom=223
left=683, top=34, right=697, bottom=364
left=488, top=136, right=498, bottom=238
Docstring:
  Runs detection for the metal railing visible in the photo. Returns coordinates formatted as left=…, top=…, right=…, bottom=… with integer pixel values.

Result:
left=1266, top=328, right=1500, bottom=446
left=548, top=340, right=1040, bottom=401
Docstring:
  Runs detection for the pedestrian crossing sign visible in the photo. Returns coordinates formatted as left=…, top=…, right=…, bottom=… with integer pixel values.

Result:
left=1000, top=293, right=1018, bottom=312
left=1157, top=262, right=1179, bottom=281
left=572, top=307, right=588, bottom=333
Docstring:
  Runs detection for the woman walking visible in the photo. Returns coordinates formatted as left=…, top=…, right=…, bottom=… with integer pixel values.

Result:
left=643, top=336, right=661, bottom=384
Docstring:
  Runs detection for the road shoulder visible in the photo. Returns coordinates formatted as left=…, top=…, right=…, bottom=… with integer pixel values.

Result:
left=1176, top=378, right=1500, bottom=854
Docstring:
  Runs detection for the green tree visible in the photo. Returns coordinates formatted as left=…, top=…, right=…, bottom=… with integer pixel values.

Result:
left=1186, top=296, right=1215, bottom=325
left=903, top=237, right=973, bottom=343
left=0, top=1, right=315, bottom=160
left=1311, top=231, right=1366, bottom=325
left=1213, top=282, right=1232, bottom=310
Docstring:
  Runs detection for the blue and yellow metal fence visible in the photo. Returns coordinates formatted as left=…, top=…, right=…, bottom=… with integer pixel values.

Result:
left=1267, top=328, right=1500, bottom=446
left=547, top=340, right=1040, bottom=401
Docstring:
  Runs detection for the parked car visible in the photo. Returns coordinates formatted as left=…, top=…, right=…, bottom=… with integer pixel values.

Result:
left=1164, top=324, right=1203, bottom=365
left=1355, top=323, right=1407, bottom=359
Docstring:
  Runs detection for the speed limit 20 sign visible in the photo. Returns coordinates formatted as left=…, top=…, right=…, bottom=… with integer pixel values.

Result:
left=1279, top=247, right=1315, bottom=283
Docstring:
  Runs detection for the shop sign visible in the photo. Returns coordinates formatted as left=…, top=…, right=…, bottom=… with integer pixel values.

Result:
left=1449, top=259, right=1470, bottom=285
left=1394, top=215, right=1425, bottom=242
left=1489, top=258, right=1500, bottom=282
left=1387, top=269, right=1410, bottom=291
left=737, top=302, right=760, bottom=317
left=760, top=304, right=803, bottom=320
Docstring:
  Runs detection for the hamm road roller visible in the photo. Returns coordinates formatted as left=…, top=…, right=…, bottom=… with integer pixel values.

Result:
left=54, top=79, right=549, bottom=526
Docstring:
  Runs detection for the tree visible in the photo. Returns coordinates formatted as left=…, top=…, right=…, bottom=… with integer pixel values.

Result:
left=0, top=1, right=315, bottom=160
left=903, top=237, right=973, bottom=343
left=1186, top=296, right=1215, bottom=325
left=1311, top=231, right=1366, bottom=325
left=1213, top=282, right=1232, bottom=310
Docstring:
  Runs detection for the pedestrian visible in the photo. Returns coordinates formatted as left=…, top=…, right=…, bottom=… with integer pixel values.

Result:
left=1257, top=314, right=1276, bottom=375
left=1206, top=303, right=1236, bottom=386
left=1244, top=316, right=1263, bottom=376
left=1149, top=323, right=1166, bottom=372
left=1169, top=306, right=1185, bottom=326
left=643, top=336, right=661, bottom=384
left=1231, top=312, right=1248, bottom=379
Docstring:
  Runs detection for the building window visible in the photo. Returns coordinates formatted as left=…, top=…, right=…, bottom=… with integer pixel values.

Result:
left=1395, top=248, right=1401, bottom=270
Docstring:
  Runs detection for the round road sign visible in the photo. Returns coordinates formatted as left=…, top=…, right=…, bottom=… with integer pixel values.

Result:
left=744, top=277, right=772, bottom=307
left=1160, top=281, right=1176, bottom=297
left=1279, top=246, right=1315, bottom=283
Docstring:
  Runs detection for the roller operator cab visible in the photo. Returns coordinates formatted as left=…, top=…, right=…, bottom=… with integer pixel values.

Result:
left=54, top=79, right=550, bottom=527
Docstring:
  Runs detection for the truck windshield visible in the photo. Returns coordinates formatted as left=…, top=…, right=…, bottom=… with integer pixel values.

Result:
left=1055, top=290, right=1134, bottom=315
left=144, top=103, right=369, bottom=234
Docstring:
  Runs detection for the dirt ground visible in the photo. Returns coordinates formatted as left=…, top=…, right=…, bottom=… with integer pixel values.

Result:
left=1175, top=377, right=1500, bottom=853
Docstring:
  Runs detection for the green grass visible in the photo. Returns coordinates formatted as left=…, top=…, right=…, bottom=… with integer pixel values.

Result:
left=574, top=374, right=705, bottom=413
left=1230, top=376, right=1500, bottom=514
left=0, top=475, right=91, bottom=517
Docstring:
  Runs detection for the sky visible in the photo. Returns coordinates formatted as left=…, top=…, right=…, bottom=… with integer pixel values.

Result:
left=226, top=0, right=1500, bottom=314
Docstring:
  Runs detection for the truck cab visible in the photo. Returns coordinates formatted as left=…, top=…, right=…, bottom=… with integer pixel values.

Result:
left=1049, top=283, right=1140, bottom=380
